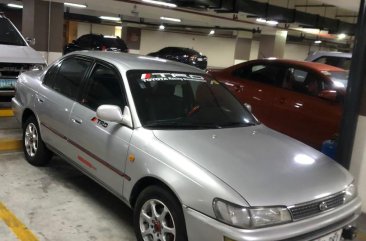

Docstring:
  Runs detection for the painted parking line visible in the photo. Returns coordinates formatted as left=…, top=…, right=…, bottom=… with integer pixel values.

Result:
left=0, top=139, right=22, bottom=152
left=0, top=109, right=14, bottom=117
left=0, top=202, right=39, bottom=241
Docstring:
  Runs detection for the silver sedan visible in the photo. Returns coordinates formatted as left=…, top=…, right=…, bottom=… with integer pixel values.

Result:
left=12, top=51, right=361, bottom=241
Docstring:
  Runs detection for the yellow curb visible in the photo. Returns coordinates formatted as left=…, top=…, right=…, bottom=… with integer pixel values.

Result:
left=0, top=139, right=22, bottom=152
left=0, top=109, right=14, bottom=117
left=0, top=202, right=39, bottom=241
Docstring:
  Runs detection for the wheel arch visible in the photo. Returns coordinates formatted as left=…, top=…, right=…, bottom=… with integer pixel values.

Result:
left=22, top=108, right=36, bottom=128
left=129, top=176, right=182, bottom=208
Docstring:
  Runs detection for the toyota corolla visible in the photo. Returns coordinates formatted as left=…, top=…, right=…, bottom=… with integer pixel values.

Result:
left=12, top=52, right=361, bottom=241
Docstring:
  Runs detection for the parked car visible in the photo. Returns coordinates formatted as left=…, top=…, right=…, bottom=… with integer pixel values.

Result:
left=12, top=52, right=360, bottom=241
left=210, top=59, right=349, bottom=149
left=148, top=47, right=207, bottom=69
left=63, top=34, right=128, bottom=55
left=0, top=13, right=46, bottom=97
left=306, top=51, right=352, bottom=70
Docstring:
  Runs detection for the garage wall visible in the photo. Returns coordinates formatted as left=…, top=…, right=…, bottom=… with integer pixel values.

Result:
left=140, top=30, right=237, bottom=68
left=76, top=22, right=116, bottom=38
left=284, top=43, right=310, bottom=60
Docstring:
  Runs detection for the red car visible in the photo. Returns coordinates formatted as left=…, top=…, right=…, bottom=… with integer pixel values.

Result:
left=210, top=59, right=348, bottom=149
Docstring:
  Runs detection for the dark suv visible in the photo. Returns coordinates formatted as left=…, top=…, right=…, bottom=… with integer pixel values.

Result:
left=148, top=47, right=207, bottom=70
left=63, top=34, right=128, bottom=55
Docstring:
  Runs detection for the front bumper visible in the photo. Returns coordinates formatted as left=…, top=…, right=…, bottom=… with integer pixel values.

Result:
left=184, top=197, right=361, bottom=241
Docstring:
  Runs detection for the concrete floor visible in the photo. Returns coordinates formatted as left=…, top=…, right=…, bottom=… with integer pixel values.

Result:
left=0, top=152, right=136, bottom=241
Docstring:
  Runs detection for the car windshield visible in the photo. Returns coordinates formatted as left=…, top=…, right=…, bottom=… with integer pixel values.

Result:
left=0, top=18, right=26, bottom=46
left=322, top=70, right=349, bottom=89
left=127, top=70, right=258, bottom=129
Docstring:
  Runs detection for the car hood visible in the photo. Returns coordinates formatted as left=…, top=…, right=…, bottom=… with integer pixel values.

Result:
left=153, top=125, right=353, bottom=206
left=0, top=45, right=45, bottom=64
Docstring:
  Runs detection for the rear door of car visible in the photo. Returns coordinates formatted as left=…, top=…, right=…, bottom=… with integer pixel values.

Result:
left=272, top=66, right=341, bottom=148
left=67, top=60, right=133, bottom=195
left=35, top=56, right=93, bottom=157
left=223, top=63, right=284, bottom=124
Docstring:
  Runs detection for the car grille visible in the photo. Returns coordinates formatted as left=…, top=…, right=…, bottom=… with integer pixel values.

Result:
left=288, top=192, right=345, bottom=221
left=0, top=63, right=32, bottom=78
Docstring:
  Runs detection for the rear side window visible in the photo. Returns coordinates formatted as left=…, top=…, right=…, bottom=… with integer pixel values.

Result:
left=82, top=64, right=126, bottom=110
left=52, top=58, right=92, bottom=99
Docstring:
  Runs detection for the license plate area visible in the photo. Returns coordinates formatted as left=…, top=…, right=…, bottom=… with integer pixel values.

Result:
left=314, top=229, right=342, bottom=241
left=0, top=79, right=17, bottom=89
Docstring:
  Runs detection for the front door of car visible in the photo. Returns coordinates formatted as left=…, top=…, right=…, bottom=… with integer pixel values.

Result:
left=68, top=62, right=133, bottom=195
left=35, top=57, right=92, bottom=158
left=226, top=64, right=283, bottom=124
left=272, top=67, right=342, bottom=149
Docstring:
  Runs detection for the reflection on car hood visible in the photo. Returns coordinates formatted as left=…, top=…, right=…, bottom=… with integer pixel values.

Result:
left=0, top=45, right=45, bottom=64
left=153, top=125, right=353, bottom=206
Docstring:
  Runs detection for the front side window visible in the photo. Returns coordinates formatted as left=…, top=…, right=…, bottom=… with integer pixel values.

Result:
left=43, top=64, right=59, bottom=87
left=233, top=64, right=282, bottom=86
left=0, top=18, right=26, bottom=46
left=82, top=64, right=126, bottom=110
left=127, top=70, right=258, bottom=129
left=283, top=68, right=322, bottom=96
left=52, top=57, right=92, bottom=99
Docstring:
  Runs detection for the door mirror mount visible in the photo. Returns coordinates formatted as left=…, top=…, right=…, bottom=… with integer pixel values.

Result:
left=244, top=103, right=252, bottom=112
left=96, top=105, right=133, bottom=128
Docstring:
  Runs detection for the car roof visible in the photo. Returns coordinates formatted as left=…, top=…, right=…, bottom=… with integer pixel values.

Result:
left=241, top=59, right=346, bottom=72
left=68, top=51, right=205, bottom=73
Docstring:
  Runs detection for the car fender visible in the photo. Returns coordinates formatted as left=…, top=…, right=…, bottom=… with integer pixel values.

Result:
left=123, top=128, right=249, bottom=218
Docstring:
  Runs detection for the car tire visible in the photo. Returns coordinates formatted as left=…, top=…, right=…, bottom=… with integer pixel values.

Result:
left=23, top=116, right=51, bottom=166
left=134, top=185, right=188, bottom=241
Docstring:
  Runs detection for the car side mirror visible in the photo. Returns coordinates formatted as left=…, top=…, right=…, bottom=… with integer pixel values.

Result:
left=318, top=90, right=338, bottom=102
left=96, top=105, right=133, bottom=128
left=25, top=37, right=35, bottom=46
left=244, top=103, right=252, bottom=112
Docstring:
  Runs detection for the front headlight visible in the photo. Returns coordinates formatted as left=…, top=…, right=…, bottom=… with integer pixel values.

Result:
left=343, top=182, right=357, bottom=203
left=213, top=199, right=292, bottom=229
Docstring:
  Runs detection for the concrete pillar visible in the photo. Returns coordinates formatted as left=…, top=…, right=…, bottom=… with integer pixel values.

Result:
left=22, top=0, right=64, bottom=63
left=122, top=27, right=141, bottom=54
left=258, top=30, right=288, bottom=59
left=234, top=31, right=253, bottom=64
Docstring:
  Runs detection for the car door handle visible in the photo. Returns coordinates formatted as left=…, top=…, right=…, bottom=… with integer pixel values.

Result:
left=71, top=118, right=82, bottom=124
left=37, top=97, right=44, bottom=103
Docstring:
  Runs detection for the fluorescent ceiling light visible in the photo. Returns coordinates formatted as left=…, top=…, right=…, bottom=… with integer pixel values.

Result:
left=100, top=16, right=121, bottom=21
left=266, top=20, right=279, bottom=25
left=7, top=3, right=23, bottom=8
left=159, top=24, right=165, bottom=30
left=142, top=0, right=177, bottom=8
left=160, top=16, right=181, bottom=22
left=209, top=30, right=215, bottom=35
left=314, top=40, right=322, bottom=44
left=64, top=2, right=87, bottom=8
left=338, top=33, right=347, bottom=40
left=256, top=18, right=267, bottom=23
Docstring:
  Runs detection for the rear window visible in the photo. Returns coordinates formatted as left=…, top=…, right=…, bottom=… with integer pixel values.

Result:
left=102, top=37, right=127, bottom=50
left=0, top=18, right=26, bottom=46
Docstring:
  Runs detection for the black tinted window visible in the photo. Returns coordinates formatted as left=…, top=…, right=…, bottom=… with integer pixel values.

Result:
left=43, top=65, right=59, bottom=87
left=102, top=37, right=127, bottom=50
left=0, top=18, right=26, bottom=46
left=83, top=64, right=125, bottom=110
left=234, top=64, right=282, bottom=86
left=53, top=58, right=92, bottom=99
left=314, top=56, right=351, bottom=70
left=283, top=68, right=323, bottom=96
left=77, top=35, right=94, bottom=48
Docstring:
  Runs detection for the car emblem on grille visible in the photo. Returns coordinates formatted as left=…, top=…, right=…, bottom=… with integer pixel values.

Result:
left=319, top=201, right=328, bottom=211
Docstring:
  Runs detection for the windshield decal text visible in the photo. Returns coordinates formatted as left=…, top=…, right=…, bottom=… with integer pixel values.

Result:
left=141, top=73, right=205, bottom=82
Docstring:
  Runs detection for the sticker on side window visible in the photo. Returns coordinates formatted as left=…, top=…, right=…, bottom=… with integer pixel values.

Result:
left=140, top=73, right=205, bottom=82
